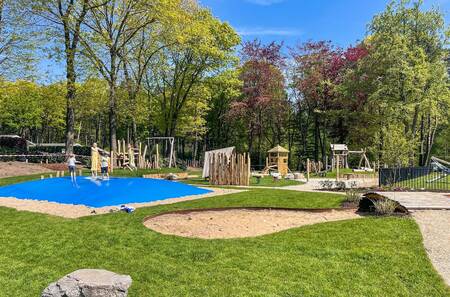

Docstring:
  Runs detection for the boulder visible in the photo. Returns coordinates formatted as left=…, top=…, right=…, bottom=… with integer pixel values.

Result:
left=42, top=269, right=132, bottom=297
left=358, top=192, right=408, bottom=214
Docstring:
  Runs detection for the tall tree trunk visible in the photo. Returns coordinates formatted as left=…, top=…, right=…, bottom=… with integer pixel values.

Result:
left=419, top=115, right=424, bottom=166
left=109, top=82, right=117, bottom=151
left=65, top=52, right=76, bottom=155
left=314, top=114, right=319, bottom=162
left=109, top=50, right=117, bottom=151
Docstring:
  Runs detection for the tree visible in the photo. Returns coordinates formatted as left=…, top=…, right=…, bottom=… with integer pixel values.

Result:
left=227, top=40, right=287, bottom=164
left=146, top=6, right=240, bottom=138
left=290, top=41, right=342, bottom=162
left=31, top=0, right=107, bottom=154
left=119, top=0, right=182, bottom=144
left=0, top=0, right=35, bottom=79
left=204, top=69, right=242, bottom=150
left=79, top=0, right=158, bottom=151
left=362, top=0, right=449, bottom=165
left=0, top=81, right=43, bottom=138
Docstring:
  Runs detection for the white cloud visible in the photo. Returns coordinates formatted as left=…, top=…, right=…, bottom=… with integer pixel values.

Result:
left=237, top=27, right=302, bottom=36
left=244, top=0, right=285, bottom=6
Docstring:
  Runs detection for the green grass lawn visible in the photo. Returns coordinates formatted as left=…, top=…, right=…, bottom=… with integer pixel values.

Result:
left=394, top=174, right=450, bottom=191
left=183, top=176, right=304, bottom=187
left=0, top=188, right=448, bottom=296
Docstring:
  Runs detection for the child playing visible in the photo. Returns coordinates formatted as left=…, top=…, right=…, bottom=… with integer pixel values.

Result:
left=67, top=153, right=77, bottom=182
left=100, top=153, right=110, bottom=180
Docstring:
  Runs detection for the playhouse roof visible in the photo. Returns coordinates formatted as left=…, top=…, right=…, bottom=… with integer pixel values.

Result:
left=268, top=145, right=289, bottom=153
left=330, top=144, right=348, bottom=151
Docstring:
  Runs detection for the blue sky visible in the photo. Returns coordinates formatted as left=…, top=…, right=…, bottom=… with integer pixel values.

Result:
left=39, top=0, right=449, bottom=82
left=200, top=0, right=449, bottom=48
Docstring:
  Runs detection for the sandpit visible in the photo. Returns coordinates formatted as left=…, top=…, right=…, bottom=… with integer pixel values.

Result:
left=144, top=208, right=362, bottom=239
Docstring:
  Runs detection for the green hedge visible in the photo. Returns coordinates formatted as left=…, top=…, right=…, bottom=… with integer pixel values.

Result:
left=0, top=136, right=28, bottom=154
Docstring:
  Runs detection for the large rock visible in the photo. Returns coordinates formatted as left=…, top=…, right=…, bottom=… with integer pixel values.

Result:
left=358, top=192, right=408, bottom=214
left=42, top=269, right=132, bottom=297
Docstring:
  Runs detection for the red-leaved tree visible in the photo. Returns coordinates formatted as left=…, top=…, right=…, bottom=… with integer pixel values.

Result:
left=228, top=40, right=288, bottom=163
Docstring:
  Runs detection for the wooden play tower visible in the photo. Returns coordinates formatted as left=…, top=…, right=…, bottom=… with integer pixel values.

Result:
left=264, top=145, right=290, bottom=176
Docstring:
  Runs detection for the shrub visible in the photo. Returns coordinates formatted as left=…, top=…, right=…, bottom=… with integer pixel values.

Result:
left=335, top=181, right=347, bottom=190
left=345, top=189, right=362, bottom=203
left=0, top=136, right=28, bottom=154
left=348, top=181, right=358, bottom=189
left=319, top=180, right=334, bottom=190
left=28, top=145, right=91, bottom=156
left=371, top=199, right=397, bottom=215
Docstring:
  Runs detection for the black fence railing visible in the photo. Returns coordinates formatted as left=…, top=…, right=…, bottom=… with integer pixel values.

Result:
left=379, top=166, right=449, bottom=191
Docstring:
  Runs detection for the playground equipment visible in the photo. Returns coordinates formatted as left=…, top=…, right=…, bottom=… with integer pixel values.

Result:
left=428, top=156, right=449, bottom=183
left=114, top=139, right=148, bottom=170
left=330, top=144, right=372, bottom=171
left=263, top=145, right=290, bottom=176
left=203, top=147, right=250, bottom=186
left=147, top=137, right=176, bottom=168
left=202, top=147, right=235, bottom=178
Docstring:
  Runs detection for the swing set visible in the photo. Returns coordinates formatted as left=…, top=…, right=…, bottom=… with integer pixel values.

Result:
left=147, top=137, right=176, bottom=169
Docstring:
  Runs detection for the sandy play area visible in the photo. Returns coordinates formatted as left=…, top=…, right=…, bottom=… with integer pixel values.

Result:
left=0, top=162, right=53, bottom=178
left=144, top=208, right=362, bottom=239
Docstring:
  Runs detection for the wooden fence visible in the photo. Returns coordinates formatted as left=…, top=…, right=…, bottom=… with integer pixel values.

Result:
left=209, top=153, right=251, bottom=186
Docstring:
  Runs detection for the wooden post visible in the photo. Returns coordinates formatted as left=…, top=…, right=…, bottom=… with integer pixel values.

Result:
left=78, top=169, right=83, bottom=177
left=247, top=153, right=251, bottom=186
left=156, top=144, right=160, bottom=169
left=306, top=158, right=310, bottom=181
left=142, top=145, right=148, bottom=168
left=336, top=155, right=340, bottom=181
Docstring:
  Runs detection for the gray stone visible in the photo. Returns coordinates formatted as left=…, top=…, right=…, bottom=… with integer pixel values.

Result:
left=42, top=269, right=132, bottom=297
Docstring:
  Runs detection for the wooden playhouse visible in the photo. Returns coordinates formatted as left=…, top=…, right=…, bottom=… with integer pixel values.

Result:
left=264, top=145, right=290, bottom=176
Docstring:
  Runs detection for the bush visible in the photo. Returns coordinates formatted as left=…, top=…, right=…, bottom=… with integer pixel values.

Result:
left=319, top=180, right=334, bottom=190
left=176, top=159, right=188, bottom=171
left=73, top=146, right=91, bottom=156
left=28, top=145, right=91, bottom=156
left=29, top=146, right=64, bottom=154
left=371, top=199, right=398, bottom=215
left=348, top=181, right=358, bottom=189
left=335, top=181, right=347, bottom=190
left=345, top=189, right=362, bottom=203
left=0, top=136, right=28, bottom=154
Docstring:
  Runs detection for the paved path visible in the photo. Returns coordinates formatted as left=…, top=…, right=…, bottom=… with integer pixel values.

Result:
left=412, top=210, right=450, bottom=286
left=379, top=192, right=450, bottom=210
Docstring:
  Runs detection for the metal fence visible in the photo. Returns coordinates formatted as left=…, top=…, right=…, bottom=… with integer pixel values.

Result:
left=379, top=166, right=449, bottom=191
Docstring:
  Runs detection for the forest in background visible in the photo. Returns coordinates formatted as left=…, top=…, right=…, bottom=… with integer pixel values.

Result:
left=0, top=0, right=448, bottom=169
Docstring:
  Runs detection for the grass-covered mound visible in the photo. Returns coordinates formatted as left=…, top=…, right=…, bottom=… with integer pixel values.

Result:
left=0, top=189, right=448, bottom=297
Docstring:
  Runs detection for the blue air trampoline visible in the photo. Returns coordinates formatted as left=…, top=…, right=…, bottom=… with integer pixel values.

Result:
left=0, top=177, right=211, bottom=208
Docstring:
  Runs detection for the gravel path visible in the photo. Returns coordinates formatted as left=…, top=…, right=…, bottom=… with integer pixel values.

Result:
left=380, top=192, right=450, bottom=210
left=412, top=210, right=450, bottom=286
